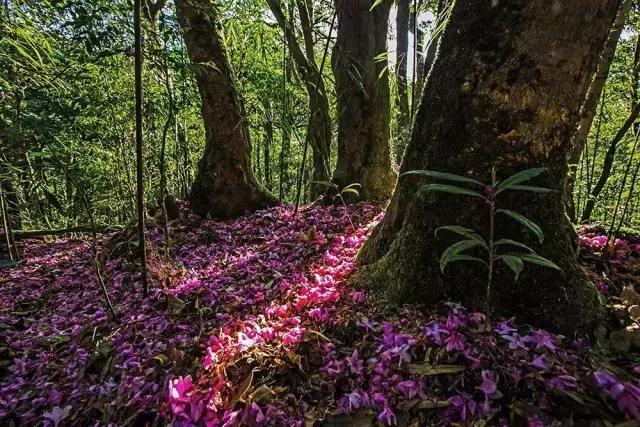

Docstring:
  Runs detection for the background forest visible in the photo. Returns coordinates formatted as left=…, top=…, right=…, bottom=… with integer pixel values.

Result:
left=4, top=0, right=640, bottom=425
left=4, top=0, right=640, bottom=234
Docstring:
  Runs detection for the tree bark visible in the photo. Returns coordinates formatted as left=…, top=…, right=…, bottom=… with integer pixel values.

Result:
left=175, top=0, right=275, bottom=219
left=421, top=0, right=447, bottom=87
left=266, top=0, right=332, bottom=200
left=357, top=0, right=618, bottom=334
left=566, top=0, right=631, bottom=221
left=331, top=0, right=396, bottom=201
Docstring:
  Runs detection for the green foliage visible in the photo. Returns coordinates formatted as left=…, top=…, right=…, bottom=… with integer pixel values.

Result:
left=406, top=167, right=561, bottom=312
left=572, top=17, right=640, bottom=228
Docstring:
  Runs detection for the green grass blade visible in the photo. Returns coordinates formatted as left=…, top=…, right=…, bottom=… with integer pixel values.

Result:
left=494, top=239, right=534, bottom=252
left=422, top=184, right=484, bottom=198
left=507, top=185, right=553, bottom=193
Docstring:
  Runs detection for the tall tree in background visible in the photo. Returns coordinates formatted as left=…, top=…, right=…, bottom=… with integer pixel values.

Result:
left=142, top=0, right=168, bottom=30
left=395, top=0, right=410, bottom=134
left=175, top=0, right=275, bottom=219
left=357, top=0, right=619, bottom=333
left=331, top=0, right=396, bottom=200
left=566, top=0, right=632, bottom=221
left=266, top=0, right=332, bottom=200
left=134, top=0, right=149, bottom=296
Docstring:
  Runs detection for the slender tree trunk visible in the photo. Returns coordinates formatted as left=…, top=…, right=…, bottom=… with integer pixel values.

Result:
left=266, top=0, right=332, bottom=200
left=395, top=0, right=410, bottom=133
left=1, top=185, right=18, bottom=261
left=566, top=0, right=631, bottom=221
left=264, top=117, right=273, bottom=190
left=134, top=0, right=149, bottom=297
left=178, top=121, right=191, bottom=198
left=278, top=29, right=291, bottom=203
left=581, top=103, right=640, bottom=222
left=410, top=0, right=426, bottom=111
left=331, top=0, right=396, bottom=200
left=175, top=0, right=275, bottom=219
left=0, top=177, right=21, bottom=230
left=357, top=0, right=618, bottom=334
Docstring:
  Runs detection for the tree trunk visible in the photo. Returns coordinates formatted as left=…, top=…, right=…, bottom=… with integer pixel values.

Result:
left=565, top=0, right=631, bottom=221
left=264, top=117, right=273, bottom=191
left=395, top=0, right=410, bottom=135
left=357, top=0, right=618, bottom=334
left=331, top=0, right=396, bottom=201
left=175, top=0, right=275, bottom=219
left=266, top=0, right=332, bottom=200
left=410, top=0, right=426, bottom=110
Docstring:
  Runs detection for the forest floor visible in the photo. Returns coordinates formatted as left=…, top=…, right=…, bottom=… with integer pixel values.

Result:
left=1, top=203, right=640, bottom=426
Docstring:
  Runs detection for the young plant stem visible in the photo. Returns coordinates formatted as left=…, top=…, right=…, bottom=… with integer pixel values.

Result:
left=338, top=194, right=355, bottom=229
left=159, top=61, right=173, bottom=262
left=81, top=186, right=118, bottom=322
left=278, top=16, right=288, bottom=204
left=134, top=0, right=149, bottom=297
left=486, top=199, right=495, bottom=315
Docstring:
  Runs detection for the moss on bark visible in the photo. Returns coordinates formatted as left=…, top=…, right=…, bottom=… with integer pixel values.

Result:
left=176, top=0, right=275, bottom=219
left=357, top=0, right=619, bottom=335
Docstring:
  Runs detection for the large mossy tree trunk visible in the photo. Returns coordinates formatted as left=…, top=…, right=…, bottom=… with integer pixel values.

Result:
left=175, top=0, right=275, bottom=219
left=331, top=0, right=396, bottom=201
left=357, top=0, right=619, bottom=334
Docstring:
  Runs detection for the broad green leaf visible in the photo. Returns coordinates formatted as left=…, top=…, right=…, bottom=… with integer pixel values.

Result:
left=494, top=239, right=534, bottom=252
left=511, top=253, right=562, bottom=273
left=435, top=225, right=488, bottom=248
left=497, top=254, right=524, bottom=281
left=497, top=209, right=544, bottom=243
left=402, top=170, right=484, bottom=186
left=422, top=184, right=484, bottom=198
left=441, top=254, right=487, bottom=273
left=507, top=185, right=553, bottom=193
left=496, top=168, right=546, bottom=194
left=440, top=239, right=484, bottom=267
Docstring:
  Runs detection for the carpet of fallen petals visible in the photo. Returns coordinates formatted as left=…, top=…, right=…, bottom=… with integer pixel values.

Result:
left=1, top=203, right=640, bottom=426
